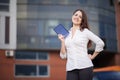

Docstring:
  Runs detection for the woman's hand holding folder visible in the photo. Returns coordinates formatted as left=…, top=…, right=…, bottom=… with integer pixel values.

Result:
left=58, top=34, right=65, bottom=42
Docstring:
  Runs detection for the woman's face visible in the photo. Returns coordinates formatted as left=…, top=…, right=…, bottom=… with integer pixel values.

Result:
left=72, top=10, right=82, bottom=25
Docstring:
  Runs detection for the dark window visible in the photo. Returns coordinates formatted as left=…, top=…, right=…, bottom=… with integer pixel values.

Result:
left=39, top=65, right=48, bottom=76
left=109, top=0, right=114, bottom=6
left=15, top=65, right=36, bottom=76
left=78, top=0, right=87, bottom=4
left=0, top=0, right=9, bottom=11
left=0, top=0, right=9, bottom=3
left=5, top=16, right=10, bottom=44
left=38, top=52, right=48, bottom=60
left=99, top=21, right=117, bottom=52
left=15, top=51, right=36, bottom=60
left=15, top=51, right=48, bottom=60
left=15, top=65, right=49, bottom=77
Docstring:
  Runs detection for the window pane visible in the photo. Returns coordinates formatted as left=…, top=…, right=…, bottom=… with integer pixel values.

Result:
left=39, top=65, right=48, bottom=76
left=15, top=51, right=49, bottom=60
left=17, top=0, right=27, bottom=4
left=0, top=0, right=9, bottom=11
left=99, top=19, right=117, bottom=52
left=27, top=0, right=82, bottom=5
left=5, top=16, right=10, bottom=44
left=79, top=0, right=87, bottom=4
left=0, top=0, right=9, bottom=3
left=15, top=51, right=36, bottom=59
left=0, top=5, right=9, bottom=11
left=15, top=65, right=36, bottom=76
left=38, top=52, right=48, bottom=60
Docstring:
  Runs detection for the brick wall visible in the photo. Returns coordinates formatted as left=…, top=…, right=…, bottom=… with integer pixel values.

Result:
left=0, top=50, right=14, bottom=80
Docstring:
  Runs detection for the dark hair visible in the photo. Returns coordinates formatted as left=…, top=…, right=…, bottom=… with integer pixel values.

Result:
left=73, top=9, right=92, bottom=48
left=73, top=9, right=89, bottom=30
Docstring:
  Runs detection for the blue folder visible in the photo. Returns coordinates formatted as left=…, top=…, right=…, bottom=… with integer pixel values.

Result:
left=53, top=24, right=69, bottom=37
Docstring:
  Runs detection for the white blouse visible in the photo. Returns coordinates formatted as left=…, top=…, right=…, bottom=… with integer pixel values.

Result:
left=60, top=28, right=105, bottom=71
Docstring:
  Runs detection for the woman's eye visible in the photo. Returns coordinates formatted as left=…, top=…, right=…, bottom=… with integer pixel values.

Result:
left=75, top=14, right=78, bottom=16
left=74, top=14, right=82, bottom=18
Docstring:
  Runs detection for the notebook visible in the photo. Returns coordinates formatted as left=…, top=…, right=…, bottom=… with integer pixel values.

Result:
left=53, top=24, right=69, bottom=37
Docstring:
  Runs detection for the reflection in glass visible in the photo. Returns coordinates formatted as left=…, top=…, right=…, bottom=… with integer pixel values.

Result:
left=15, top=65, right=36, bottom=76
left=15, top=65, right=49, bottom=77
left=15, top=51, right=36, bottom=59
left=38, top=52, right=48, bottom=60
left=0, top=0, right=9, bottom=11
left=15, top=51, right=48, bottom=60
left=17, top=0, right=117, bottom=51
left=39, top=66, right=48, bottom=76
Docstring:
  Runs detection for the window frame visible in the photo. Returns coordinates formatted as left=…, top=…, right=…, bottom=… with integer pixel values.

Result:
left=15, top=51, right=49, bottom=61
left=14, top=64, right=50, bottom=77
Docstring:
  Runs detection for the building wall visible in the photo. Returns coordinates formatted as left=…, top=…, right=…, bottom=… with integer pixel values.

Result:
left=115, top=54, right=120, bottom=65
left=115, top=0, right=120, bottom=53
left=114, top=0, right=120, bottom=65
left=0, top=0, right=16, bottom=49
left=0, top=50, right=66, bottom=80
left=1, top=50, right=120, bottom=80
left=14, top=51, right=66, bottom=80
left=0, top=50, right=14, bottom=80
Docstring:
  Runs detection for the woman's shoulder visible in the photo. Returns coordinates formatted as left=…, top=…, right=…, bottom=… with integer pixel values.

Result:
left=83, top=28, right=91, bottom=32
left=83, top=28, right=94, bottom=35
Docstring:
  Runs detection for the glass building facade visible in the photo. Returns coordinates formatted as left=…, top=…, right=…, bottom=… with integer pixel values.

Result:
left=17, top=0, right=117, bottom=52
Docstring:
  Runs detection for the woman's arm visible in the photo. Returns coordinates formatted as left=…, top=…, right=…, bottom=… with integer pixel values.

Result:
left=88, top=52, right=99, bottom=60
left=86, top=29, right=105, bottom=60
left=58, top=34, right=67, bottom=59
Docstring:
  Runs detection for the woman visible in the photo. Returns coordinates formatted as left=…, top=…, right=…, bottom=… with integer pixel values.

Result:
left=58, top=9, right=105, bottom=80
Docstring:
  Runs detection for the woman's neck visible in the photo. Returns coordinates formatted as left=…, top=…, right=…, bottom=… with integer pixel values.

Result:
left=72, top=24, right=80, bottom=30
